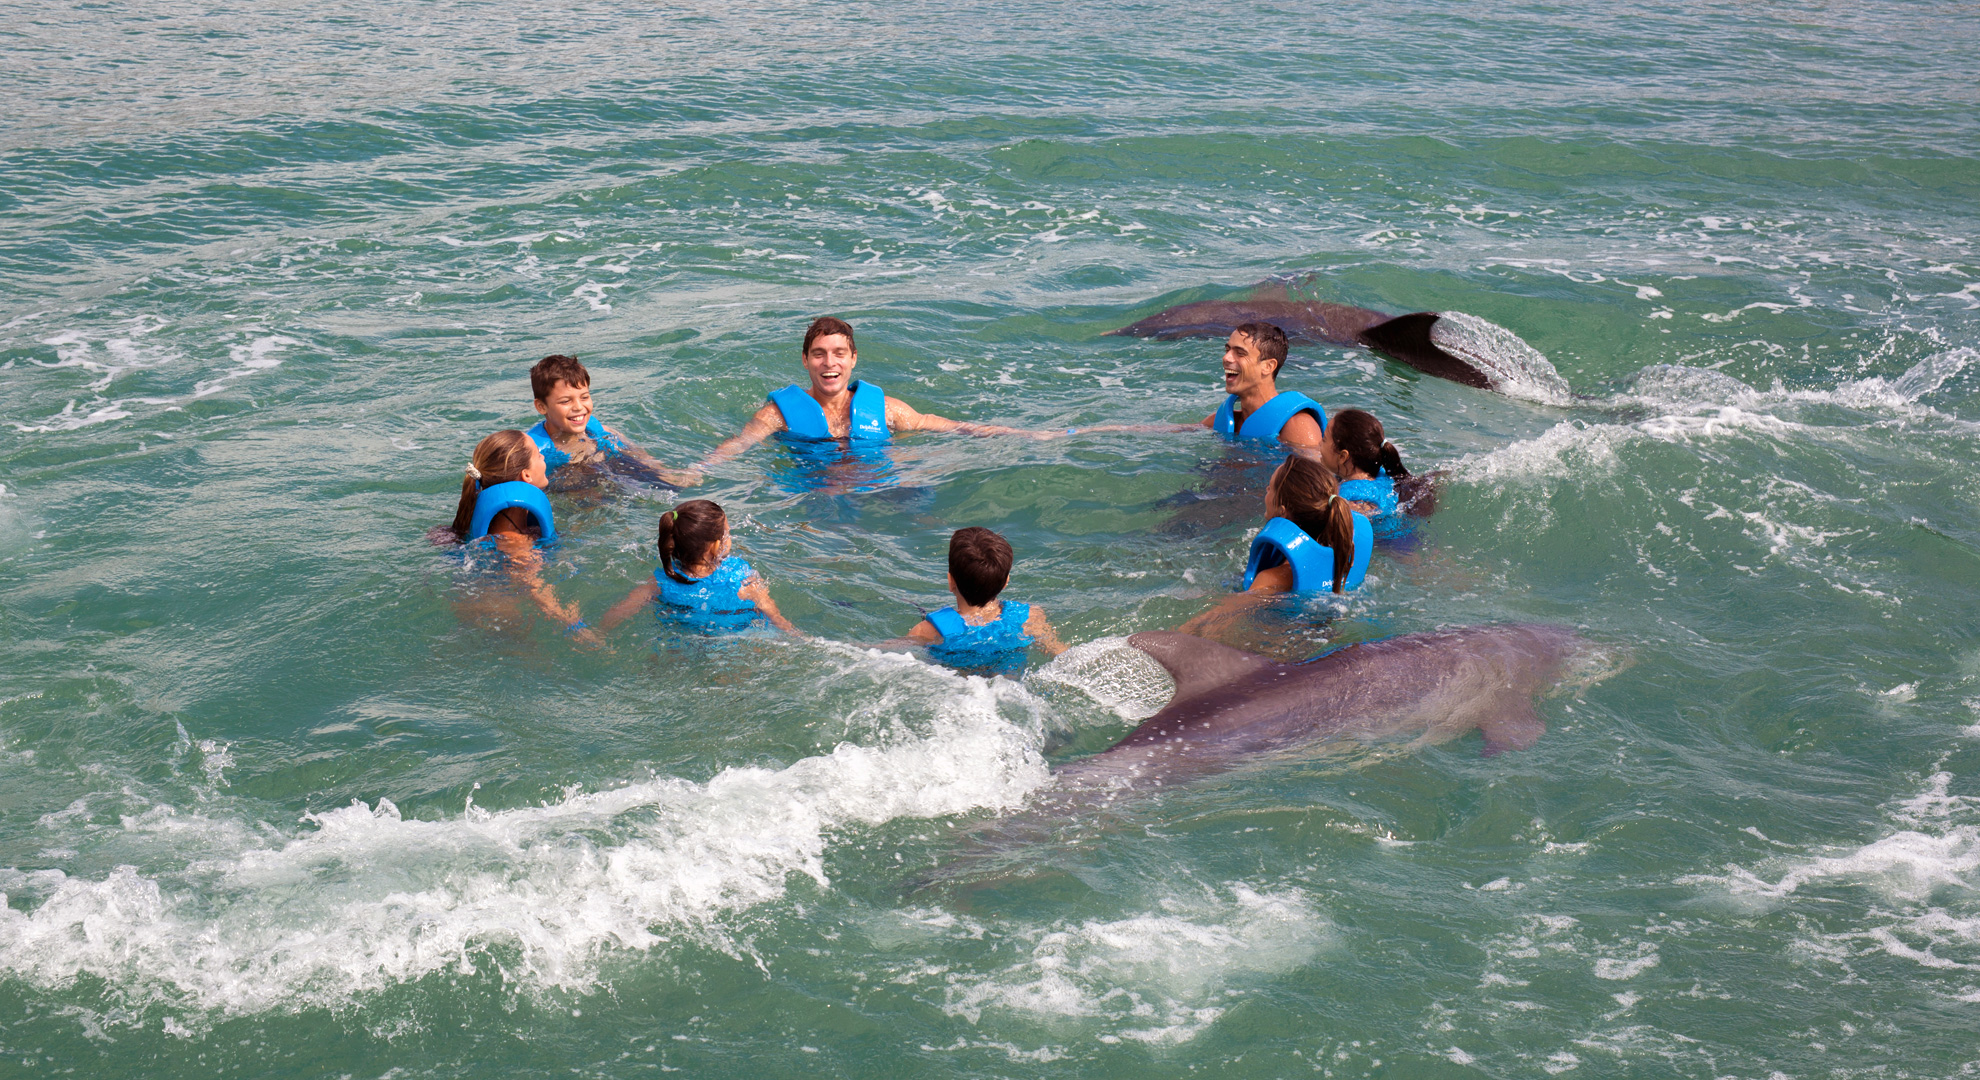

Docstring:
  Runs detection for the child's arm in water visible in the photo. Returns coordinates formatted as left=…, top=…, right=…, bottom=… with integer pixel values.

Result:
left=597, top=578, right=661, bottom=632
left=738, top=574, right=802, bottom=636
left=490, top=531, right=602, bottom=645
left=1176, top=564, right=1294, bottom=639
left=599, top=426, right=702, bottom=487
left=1024, top=606, right=1068, bottom=656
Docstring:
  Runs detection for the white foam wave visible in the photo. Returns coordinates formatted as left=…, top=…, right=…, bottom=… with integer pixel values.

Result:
left=1623, top=348, right=1974, bottom=415
left=190, top=335, right=295, bottom=398
left=1685, top=773, right=1980, bottom=974
left=0, top=678, right=1049, bottom=1018
left=1684, top=774, right=1980, bottom=903
left=1454, top=348, right=1974, bottom=488
left=12, top=330, right=298, bottom=431
left=940, top=885, right=1327, bottom=1045
left=31, top=318, right=176, bottom=392
left=1027, top=636, right=1174, bottom=722
left=1431, top=311, right=1575, bottom=405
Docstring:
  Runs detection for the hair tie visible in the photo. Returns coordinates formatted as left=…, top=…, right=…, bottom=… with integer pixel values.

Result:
left=465, top=464, right=482, bottom=480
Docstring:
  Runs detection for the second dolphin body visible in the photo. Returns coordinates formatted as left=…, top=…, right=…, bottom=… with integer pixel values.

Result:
left=1109, top=276, right=1498, bottom=390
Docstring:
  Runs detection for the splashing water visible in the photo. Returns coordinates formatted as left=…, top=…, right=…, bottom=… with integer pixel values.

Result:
left=1431, top=311, right=1576, bottom=405
left=1027, top=636, right=1175, bottom=722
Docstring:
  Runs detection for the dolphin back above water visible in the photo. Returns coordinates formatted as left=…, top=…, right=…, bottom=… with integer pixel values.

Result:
left=911, top=625, right=1597, bottom=892
left=1055, top=625, right=1586, bottom=793
left=1108, top=277, right=1496, bottom=390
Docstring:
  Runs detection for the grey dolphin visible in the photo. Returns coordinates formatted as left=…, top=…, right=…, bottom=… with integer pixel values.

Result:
left=1058, top=626, right=1580, bottom=795
left=1107, top=277, right=1495, bottom=390
left=912, top=625, right=1595, bottom=891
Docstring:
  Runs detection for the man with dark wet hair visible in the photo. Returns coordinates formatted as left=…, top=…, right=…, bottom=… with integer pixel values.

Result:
left=1200, top=321, right=1324, bottom=449
left=689, top=316, right=1062, bottom=477
left=1084, top=320, right=1325, bottom=449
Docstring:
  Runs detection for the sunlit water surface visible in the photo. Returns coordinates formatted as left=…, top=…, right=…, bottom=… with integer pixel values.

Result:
left=3, top=1, right=1979, bottom=1076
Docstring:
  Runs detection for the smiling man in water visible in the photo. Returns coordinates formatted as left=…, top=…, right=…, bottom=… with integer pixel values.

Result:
left=1079, top=320, right=1326, bottom=449
left=688, top=316, right=1062, bottom=477
left=1201, top=321, right=1325, bottom=448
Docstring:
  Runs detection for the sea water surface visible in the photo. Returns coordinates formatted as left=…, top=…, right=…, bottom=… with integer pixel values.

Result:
left=3, top=1, right=1979, bottom=1076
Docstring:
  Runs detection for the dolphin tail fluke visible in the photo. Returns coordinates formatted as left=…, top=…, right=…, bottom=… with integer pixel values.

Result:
left=1126, top=631, right=1278, bottom=705
left=1355, top=312, right=1495, bottom=390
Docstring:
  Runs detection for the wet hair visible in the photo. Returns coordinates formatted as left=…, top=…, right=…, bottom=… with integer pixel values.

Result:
left=447, top=430, right=535, bottom=541
left=1232, top=321, right=1290, bottom=378
left=802, top=316, right=856, bottom=356
left=948, top=527, right=1014, bottom=607
left=530, top=354, right=590, bottom=402
left=1274, top=454, right=1356, bottom=594
left=657, top=499, right=728, bottom=584
left=1327, top=408, right=1411, bottom=480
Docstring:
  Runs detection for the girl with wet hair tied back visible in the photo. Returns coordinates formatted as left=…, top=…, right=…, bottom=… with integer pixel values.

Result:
left=435, top=430, right=596, bottom=643
left=1319, top=408, right=1434, bottom=536
left=1179, top=452, right=1374, bottom=641
left=446, top=430, right=547, bottom=543
left=598, top=499, right=800, bottom=635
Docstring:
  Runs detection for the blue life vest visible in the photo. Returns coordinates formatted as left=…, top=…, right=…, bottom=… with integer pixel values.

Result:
left=526, top=416, right=624, bottom=473
left=927, top=601, right=1034, bottom=668
left=466, top=481, right=557, bottom=543
left=769, top=381, right=889, bottom=441
left=1213, top=390, right=1325, bottom=442
left=1339, top=472, right=1412, bottom=541
left=653, top=556, right=759, bottom=631
left=1241, top=514, right=1374, bottom=593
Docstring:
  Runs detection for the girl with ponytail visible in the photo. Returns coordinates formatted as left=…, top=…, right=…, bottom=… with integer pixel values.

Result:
left=437, top=430, right=596, bottom=642
left=1179, top=453, right=1369, bottom=640
left=1319, top=408, right=1432, bottom=537
left=598, top=499, right=800, bottom=634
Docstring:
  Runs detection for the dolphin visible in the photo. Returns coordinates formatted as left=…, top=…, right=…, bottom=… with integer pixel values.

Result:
left=1059, top=625, right=1582, bottom=790
left=1108, top=276, right=1496, bottom=390
left=912, top=625, right=1599, bottom=892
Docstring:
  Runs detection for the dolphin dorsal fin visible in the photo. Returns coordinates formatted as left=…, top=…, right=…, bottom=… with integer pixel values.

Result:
left=1126, top=631, right=1279, bottom=705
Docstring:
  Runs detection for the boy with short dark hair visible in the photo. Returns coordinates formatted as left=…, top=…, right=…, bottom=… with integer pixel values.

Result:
left=526, top=354, right=685, bottom=483
left=904, top=527, right=1066, bottom=668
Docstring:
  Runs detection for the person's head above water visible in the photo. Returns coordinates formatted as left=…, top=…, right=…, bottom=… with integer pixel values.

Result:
left=1322, top=408, right=1411, bottom=481
left=801, top=316, right=858, bottom=398
left=949, top=526, right=1014, bottom=607
left=447, top=429, right=547, bottom=541
left=1222, top=321, right=1290, bottom=398
left=1265, top=452, right=1356, bottom=593
left=657, top=499, right=731, bottom=584
left=530, top=354, right=594, bottom=438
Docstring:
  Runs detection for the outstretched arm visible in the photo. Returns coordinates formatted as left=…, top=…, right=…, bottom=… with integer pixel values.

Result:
left=738, top=574, right=802, bottom=636
left=492, top=532, right=601, bottom=644
left=1076, top=422, right=1206, bottom=435
left=1176, top=565, right=1294, bottom=639
left=601, top=428, right=702, bottom=488
left=690, top=402, right=788, bottom=477
left=1024, top=606, right=1067, bottom=656
left=598, top=578, right=660, bottom=632
left=875, top=618, right=942, bottom=652
left=887, top=397, right=1066, bottom=440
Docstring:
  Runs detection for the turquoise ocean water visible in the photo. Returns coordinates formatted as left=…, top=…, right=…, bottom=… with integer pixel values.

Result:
left=4, top=2, right=1979, bottom=1075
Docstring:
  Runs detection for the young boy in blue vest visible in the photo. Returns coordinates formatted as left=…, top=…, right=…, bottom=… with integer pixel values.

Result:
left=526, top=354, right=690, bottom=483
left=903, top=527, right=1066, bottom=669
